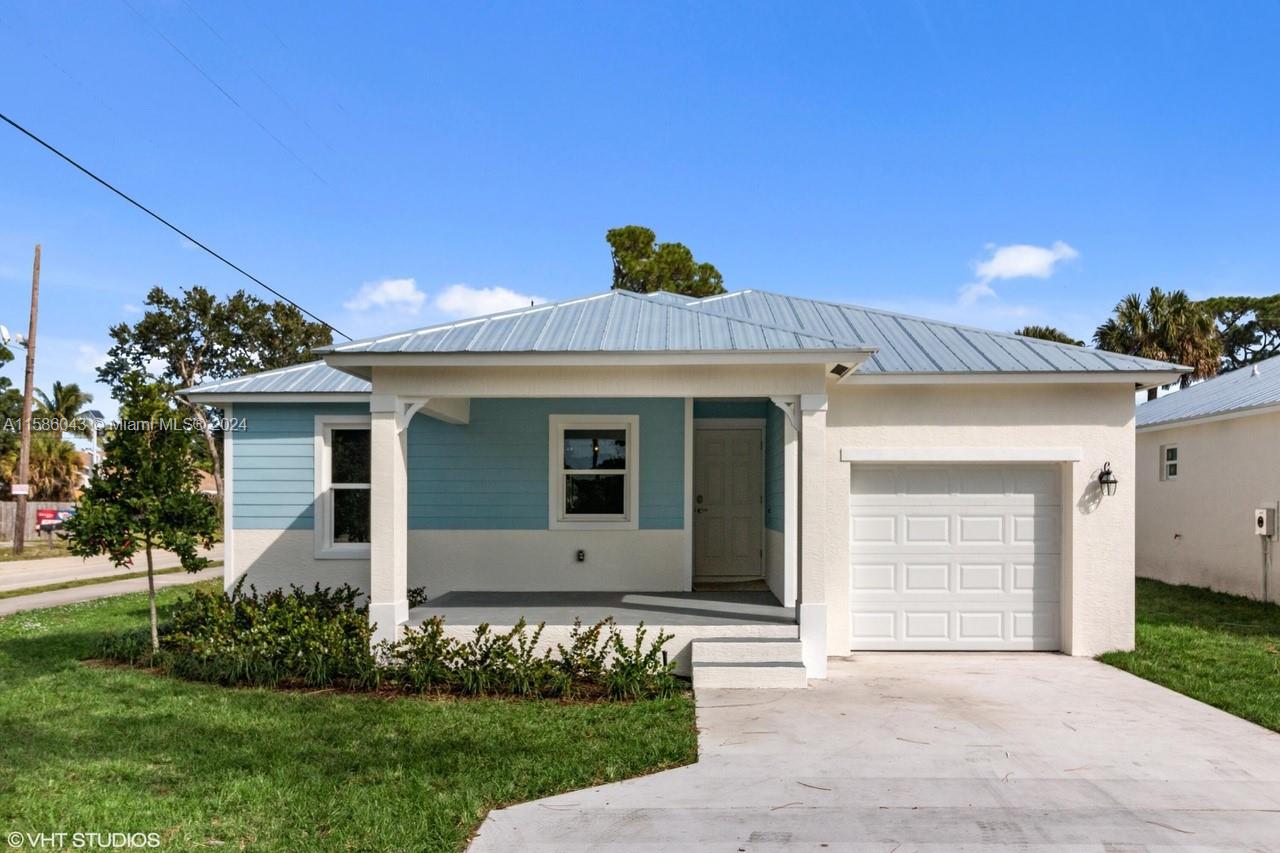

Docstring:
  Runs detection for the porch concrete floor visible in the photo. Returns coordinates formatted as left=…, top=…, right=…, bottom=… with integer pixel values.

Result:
left=409, top=589, right=795, bottom=627
left=469, top=654, right=1280, bottom=851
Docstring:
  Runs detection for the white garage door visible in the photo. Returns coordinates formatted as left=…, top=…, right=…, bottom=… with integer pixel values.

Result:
left=849, top=464, right=1061, bottom=650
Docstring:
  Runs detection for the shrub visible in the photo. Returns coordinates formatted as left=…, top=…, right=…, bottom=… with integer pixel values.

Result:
left=98, top=584, right=682, bottom=700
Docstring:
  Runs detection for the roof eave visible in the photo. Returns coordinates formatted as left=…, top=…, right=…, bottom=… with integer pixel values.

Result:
left=843, top=369, right=1187, bottom=387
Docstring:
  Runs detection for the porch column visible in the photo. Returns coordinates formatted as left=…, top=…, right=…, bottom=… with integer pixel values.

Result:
left=368, top=394, right=409, bottom=646
left=798, top=392, right=828, bottom=677
left=769, top=396, right=799, bottom=608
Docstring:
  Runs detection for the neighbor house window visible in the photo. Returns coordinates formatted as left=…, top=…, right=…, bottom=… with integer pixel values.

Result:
left=1160, top=444, right=1179, bottom=481
left=549, top=414, right=639, bottom=530
left=315, top=415, right=372, bottom=557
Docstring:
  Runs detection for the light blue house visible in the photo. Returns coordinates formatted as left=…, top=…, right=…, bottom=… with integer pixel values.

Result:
left=185, top=288, right=1183, bottom=686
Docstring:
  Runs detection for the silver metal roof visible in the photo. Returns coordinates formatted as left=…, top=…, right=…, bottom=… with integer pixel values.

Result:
left=691, top=290, right=1182, bottom=375
left=319, top=289, right=858, bottom=354
left=1137, top=355, right=1280, bottom=428
left=183, top=360, right=370, bottom=397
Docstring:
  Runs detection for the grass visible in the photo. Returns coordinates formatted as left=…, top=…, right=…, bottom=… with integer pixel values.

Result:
left=1099, top=578, right=1280, bottom=732
left=0, top=562, right=223, bottom=601
left=0, top=540, right=72, bottom=562
left=0, top=582, right=698, bottom=850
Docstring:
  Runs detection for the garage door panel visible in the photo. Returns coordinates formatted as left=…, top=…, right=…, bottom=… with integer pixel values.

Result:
left=850, top=463, right=1061, bottom=651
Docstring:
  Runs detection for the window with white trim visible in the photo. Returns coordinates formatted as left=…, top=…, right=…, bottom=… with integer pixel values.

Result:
left=1160, top=444, right=1179, bottom=481
left=316, top=415, right=371, bottom=557
left=549, top=414, right=639, bottom=529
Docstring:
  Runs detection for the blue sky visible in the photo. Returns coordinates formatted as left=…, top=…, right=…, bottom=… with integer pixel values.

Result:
left=2, top=1, right=1278, bottom=421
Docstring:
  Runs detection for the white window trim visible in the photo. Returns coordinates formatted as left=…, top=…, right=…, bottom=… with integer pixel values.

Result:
left=548, top=414, right=640, bottom=531
left=314, top=414, right=372, bottom=559
left=1160, top=444, right=1179, bottom=481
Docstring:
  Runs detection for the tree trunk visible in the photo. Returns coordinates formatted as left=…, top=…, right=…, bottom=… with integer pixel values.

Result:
left=145, top=541, right=159, bottom=652
left=184, top=401, right=224, bottom=505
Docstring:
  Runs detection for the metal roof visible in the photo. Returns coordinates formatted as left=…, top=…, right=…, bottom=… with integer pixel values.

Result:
left=1136, top=355, right=1280, bottom=428
left=319, top=289, right=860, bottom=354
left=690, top=290, right=1183, bottom=375
left=183, top=360, right=370, bottom=397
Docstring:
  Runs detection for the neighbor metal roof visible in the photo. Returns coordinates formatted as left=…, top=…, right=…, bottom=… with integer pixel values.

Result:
left=182, top=360, right=370, bottom=397
left=689, top=290, right=1183, bottom=375
left=1136, top=355, right=1280, bottom=428
left=318, top=289, right=861, bottom=354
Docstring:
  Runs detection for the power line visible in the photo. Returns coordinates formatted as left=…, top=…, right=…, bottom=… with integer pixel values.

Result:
left=0, top=110, right=352, bottom=341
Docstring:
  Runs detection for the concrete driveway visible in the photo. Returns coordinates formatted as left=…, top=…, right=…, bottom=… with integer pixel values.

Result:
left=470, top=654, right=1280, bottom=851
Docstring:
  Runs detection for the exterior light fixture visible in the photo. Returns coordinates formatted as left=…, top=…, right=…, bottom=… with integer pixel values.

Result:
left=1098, top=462, right=1118, bottom=497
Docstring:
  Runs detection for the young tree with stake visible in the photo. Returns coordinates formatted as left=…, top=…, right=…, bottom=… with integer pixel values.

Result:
left=65, top=376, right=218, bottom=650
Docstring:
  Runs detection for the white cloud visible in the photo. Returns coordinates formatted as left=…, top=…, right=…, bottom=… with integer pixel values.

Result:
left=122, top=303, right=142, bottom=315
left=73, top=344, right=108, bottom=374
left=434, top=284, right=545, bottom=318
left=343, top=277, right=426, bottom=314
left=961, top=240, right=1079, bottom=304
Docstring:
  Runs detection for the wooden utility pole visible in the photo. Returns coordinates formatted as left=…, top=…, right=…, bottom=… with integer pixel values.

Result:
left=12, top=244, right=40, bottom=554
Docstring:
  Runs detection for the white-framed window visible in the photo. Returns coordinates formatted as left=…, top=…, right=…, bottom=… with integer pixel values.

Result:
left=1160, top=444, right=1179, bottom=481
left=314, top=414, right=372, bottom=558
left=548, top=414, right=639, bottom=530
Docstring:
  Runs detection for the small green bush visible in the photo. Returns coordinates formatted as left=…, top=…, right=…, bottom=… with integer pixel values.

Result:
left=99, top=583, right=680, bottom=700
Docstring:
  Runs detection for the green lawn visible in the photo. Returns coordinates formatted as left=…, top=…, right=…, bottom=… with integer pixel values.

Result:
left=0, top=582, right=698, bottom=851
left=1099, top=578, right=1280, bottom=732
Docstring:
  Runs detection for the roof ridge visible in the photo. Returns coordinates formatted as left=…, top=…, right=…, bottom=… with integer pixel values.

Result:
left=719, top=288, right=1188, bottom=371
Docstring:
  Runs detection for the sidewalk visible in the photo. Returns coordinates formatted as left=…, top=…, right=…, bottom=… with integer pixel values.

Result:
left=0, top=566, right=222, bottom=617
left=0, top=543, right=223, bottom=593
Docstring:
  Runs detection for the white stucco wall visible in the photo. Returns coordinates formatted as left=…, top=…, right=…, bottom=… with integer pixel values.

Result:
left=231, top=529, right=686, bottom=596
left=821, top=380, right=1138, bottom=657
left=1136, top=411, right=1280, bottom=600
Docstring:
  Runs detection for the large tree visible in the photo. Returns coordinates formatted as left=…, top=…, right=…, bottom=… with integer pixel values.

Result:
left=0, top=344, right=20, bottom=497
left=0, top=433, right=81, bottom=501
left=1012, top=325, right=1085, bottom=347
left=1094, top=287, right=1221, bottom=399
left=1198, top=294, right=1280, bottom=371
left=606, top=226, right=725, bottom=297
left=35, top=381, right=93, bottom=441
left=64, top=377, right=218, bottom=650
left=99, top=286, right=332, bottom=502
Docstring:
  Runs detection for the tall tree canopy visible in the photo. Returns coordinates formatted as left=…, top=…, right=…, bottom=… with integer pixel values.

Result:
left=1012, top=325, right=1084, bottom=347
left=1198, top=294, right=1280, bottom=371
left=0, top=344, right=20, bottom=493
left=99, top=286, right=333, bottom=501
left=1094, top=287, right=1221, bottom=399
left=606, top=226, right=725, bottom=297
left=35, top=381, right=94, bottom=441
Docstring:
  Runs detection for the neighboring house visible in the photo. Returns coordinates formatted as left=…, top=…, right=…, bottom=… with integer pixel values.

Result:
left=184, top=288, right=1184, bottom=686
left=1136, top=355, right=1280, bottom=601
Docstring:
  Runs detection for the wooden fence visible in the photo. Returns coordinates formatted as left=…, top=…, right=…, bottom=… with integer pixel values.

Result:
left=0, top=501, right=77, bottom=543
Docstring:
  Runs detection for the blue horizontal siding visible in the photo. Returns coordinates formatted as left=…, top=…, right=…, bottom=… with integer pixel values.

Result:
left=232, top=399, right=686, bottom=531
left=231, top=402, right=367, bottom=530
left=407, top=398, right=684, bottom=530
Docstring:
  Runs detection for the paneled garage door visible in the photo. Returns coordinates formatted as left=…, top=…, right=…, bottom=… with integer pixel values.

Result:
left=849, top=464, right=1061, bottom=650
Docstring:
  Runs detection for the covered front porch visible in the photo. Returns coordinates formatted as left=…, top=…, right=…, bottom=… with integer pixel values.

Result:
left=409, top=589, right=798, bottom=677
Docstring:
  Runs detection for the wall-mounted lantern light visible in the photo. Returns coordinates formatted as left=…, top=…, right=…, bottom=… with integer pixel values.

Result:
left=1098, top=462, right=1118, bottom=497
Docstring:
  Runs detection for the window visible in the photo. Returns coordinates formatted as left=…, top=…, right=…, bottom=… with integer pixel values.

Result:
left=549, top=414, right=639, bottom=529
left=315, top=415, right=371, bottom=557
left=1160, top=444, right=1179, bottom=481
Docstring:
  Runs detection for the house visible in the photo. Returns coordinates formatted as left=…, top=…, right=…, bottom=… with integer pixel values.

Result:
left=1136, top=355, right=1280, bottom=601
left=183, top=288, right=1185, bottom=686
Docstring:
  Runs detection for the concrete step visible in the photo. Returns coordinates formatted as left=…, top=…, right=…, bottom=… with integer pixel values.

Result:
left=691, top=638, right=804, bottom=664
left=692, top=661, right=809, bottom=689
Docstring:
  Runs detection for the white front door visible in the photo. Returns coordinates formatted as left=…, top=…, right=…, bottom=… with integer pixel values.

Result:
left=849, top=463, right=1062, bottom=650
left=694, top=428, right=763, bottom=579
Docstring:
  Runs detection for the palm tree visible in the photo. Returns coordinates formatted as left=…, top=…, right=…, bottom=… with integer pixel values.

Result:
left=1013, top=325, right=1085, bottom=347
left=1094, top=287, right=1221, bottom=400
left=34, top=381, right=93, bottom=441
left=0, top=434, right=81, bottom=500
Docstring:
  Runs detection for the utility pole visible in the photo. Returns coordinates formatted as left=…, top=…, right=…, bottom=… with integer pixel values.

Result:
left=12, top=244, right=40, bottom=554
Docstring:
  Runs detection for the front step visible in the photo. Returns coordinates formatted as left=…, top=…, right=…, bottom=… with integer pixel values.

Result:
left=691, top=638, right=808, bottom=690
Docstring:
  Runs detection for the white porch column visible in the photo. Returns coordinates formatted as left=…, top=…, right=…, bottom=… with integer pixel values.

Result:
left=798, top=392, right=828, bottom=677
left=769, top=396, right=799, bottom=608
left=368, top=394, right=409, bottom=646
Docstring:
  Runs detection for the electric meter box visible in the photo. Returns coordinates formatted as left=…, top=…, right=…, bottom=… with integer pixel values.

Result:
left=1256, top=507, right=1277, bottom=537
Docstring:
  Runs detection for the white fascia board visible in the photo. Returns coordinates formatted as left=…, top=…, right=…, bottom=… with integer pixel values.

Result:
left=322, top=349, right=876, bottom=369
left=1137, top=402, right=1280, bottom=433
left=182, top=393, right=371, bottom=404
left=840, top=446, right=1084, bottom=463
left=843, top=370, right=1185, bottom=388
